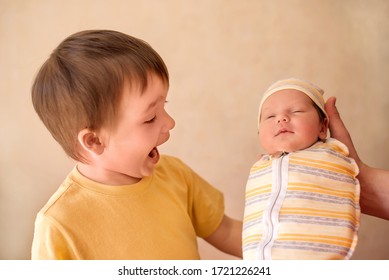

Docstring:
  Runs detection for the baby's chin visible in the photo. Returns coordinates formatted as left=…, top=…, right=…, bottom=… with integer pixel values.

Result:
left=265, top=146, right=293, bottom=155
left=265, top=145, right=302, bottom=156
left=266, top=142, right=318, bottom=156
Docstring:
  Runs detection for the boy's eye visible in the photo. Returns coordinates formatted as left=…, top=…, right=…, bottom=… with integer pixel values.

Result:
left=145, top=116, right=156, bottom=123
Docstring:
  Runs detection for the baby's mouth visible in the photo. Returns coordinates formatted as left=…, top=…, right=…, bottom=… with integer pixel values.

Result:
left=276, top=128, right=293, bottom=136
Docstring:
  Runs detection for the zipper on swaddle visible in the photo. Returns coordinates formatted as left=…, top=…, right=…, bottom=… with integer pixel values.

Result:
left=259, top=152, right=289, bottom=260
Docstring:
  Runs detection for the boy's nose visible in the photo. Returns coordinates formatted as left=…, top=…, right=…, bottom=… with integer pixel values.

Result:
left=165, top=112, right=175, bottom=131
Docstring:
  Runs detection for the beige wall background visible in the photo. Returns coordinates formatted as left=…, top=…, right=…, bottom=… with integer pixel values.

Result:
left=1, top=0, right=388, bottom=260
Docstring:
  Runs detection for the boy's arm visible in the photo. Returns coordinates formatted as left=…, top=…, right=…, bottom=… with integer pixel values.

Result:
left=204, top=215, right=243, bottom=258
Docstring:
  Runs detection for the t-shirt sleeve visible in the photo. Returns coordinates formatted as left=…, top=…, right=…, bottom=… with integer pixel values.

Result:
left=31, top=213, right=74, bottom=259
left=171, top=157, right=225, bottom=238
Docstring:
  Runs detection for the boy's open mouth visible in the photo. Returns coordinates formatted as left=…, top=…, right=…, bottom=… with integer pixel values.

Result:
left=148, top=147, right=159, bottom=159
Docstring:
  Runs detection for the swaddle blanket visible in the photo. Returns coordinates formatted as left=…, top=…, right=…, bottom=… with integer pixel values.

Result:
left=243, top=138, right=360, bottom=259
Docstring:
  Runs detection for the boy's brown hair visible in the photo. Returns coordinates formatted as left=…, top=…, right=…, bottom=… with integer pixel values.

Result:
left=32, top=30, right=169, bottom=162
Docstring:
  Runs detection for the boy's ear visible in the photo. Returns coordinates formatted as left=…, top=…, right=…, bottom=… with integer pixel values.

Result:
left=319, top=118, right=329, bottom=140
left=77, top=128, right=105, bottom=156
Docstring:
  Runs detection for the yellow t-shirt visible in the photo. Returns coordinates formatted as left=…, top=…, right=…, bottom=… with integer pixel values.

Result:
left=31, top=155, right=224, bottom=259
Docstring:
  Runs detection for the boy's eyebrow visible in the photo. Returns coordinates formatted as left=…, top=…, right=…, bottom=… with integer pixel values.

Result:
left=145, top=95, right=165, bottom=111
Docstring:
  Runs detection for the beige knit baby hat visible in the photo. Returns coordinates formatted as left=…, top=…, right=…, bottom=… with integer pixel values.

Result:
left=258, top=78, right=328, bottom=122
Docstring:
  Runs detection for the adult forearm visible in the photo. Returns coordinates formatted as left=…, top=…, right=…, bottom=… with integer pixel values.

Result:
left=359, top=164, right=389, bottom=220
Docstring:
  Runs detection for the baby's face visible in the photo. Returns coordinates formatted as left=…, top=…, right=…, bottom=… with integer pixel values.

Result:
left=259, top=89, right=327, bottom=155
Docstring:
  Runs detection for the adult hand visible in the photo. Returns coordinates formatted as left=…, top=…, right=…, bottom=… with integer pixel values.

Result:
left=325, top=96, right=389, bottom=220
left=324, top=96, right=361, bottom=166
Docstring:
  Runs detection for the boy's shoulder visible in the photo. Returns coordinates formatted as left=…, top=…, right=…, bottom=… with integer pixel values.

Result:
left=36, top=173, right=75, bottom=219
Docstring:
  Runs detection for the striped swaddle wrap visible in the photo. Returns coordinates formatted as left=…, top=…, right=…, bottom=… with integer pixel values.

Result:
left=243, top=138, right=360, bottom=259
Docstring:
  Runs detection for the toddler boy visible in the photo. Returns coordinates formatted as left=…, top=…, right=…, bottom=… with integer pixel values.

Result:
left=31, top=30, right=242, bottom=259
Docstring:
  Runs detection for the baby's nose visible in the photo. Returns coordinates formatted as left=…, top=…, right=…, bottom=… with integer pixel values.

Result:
left=277, top=115, right=289, bottom=123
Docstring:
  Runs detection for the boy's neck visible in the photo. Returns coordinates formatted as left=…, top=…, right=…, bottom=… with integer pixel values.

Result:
left=76, top=162, right=142, bottom=186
